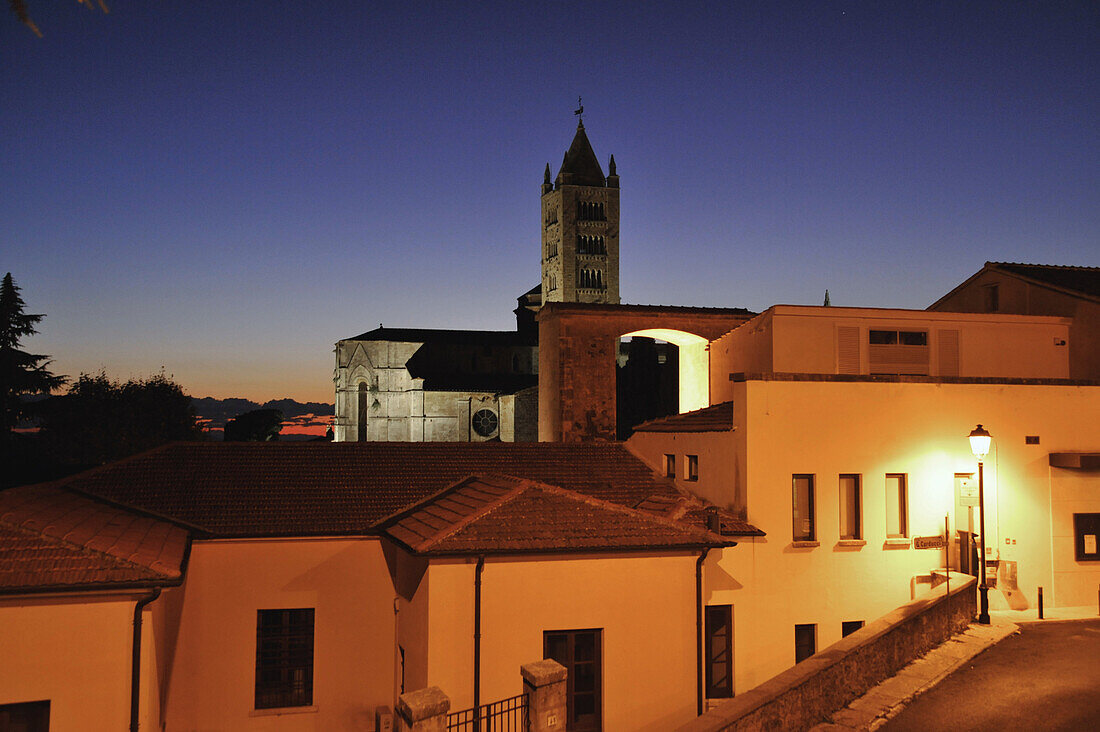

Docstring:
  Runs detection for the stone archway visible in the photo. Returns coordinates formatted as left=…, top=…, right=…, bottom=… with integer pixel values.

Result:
left=537, top=302, right=753, bottom=442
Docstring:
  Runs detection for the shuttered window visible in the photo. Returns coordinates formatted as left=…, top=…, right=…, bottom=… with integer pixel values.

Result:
left=938, top=329, right=960, bottom=376
left=837, top=326, right=860, bottom=374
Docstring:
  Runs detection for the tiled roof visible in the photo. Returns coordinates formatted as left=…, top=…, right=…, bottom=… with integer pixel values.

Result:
left=377, top=474, right=735, bottom=555
left=633, top=402, right=734, bottom=433
left=633, top=494, right=764, bottom=537
left=345, top=326, right=536, bottom=346
left=989, top=262, right=1100, bottom=300
left=0, top=485, right=189, bottom=594
left=49, top=441, right=743, bottom=539
left=412, top=372, right=537, bottom=395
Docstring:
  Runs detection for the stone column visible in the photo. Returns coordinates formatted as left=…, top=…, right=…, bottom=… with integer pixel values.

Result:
left=395, top=686, right=449, bottom=732
left=522, top=659, right=567, bottom=732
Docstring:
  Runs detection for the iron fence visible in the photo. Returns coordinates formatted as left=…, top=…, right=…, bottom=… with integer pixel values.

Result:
left=446, top=692, right=529, bottom=732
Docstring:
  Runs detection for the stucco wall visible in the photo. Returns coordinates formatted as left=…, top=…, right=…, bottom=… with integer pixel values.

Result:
left=627, top=431, right=744, bottom=515
left=161, top=538, right=395, bottom=731
left=416, top=552, right=700, bottom=732
left=710, top=306, right=1071, bottom=388
left=0, top=593, right=158, bottom=732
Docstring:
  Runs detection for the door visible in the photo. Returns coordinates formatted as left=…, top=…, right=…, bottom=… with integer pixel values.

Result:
left=544, top=629, right=601, bottom=731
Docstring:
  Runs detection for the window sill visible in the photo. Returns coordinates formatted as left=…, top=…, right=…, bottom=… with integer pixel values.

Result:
left=251, top=706, right=318, bottom=717
left=883, top=538, right=911, bottom=549
left=791, top=541, right=819, bottom=548
left=836, top=539, right=866, bottom=548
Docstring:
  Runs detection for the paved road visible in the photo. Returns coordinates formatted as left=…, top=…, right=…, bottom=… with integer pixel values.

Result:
left=882, top=619, right=1100, bottom=731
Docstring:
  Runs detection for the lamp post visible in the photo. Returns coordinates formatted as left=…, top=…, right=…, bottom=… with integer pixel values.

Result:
left=969, top=424, right=992, bottom=624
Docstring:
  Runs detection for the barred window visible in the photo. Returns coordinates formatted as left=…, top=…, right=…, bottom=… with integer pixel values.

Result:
left=256, top=608, right=314, bottom=709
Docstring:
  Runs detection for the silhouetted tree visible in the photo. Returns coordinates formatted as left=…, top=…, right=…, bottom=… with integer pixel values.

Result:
left=223, top=408, right=283, bottom=442
left=0, top=272, right=66, bottom=439
left=37, top=371, right=201, bottom=470
left=9, top=0, right=108, bottom=37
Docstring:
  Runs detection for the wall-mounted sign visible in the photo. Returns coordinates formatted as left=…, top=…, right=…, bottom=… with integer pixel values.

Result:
left=956, top=474, right=978, bottom=507
left=914, top=535, right=946, bottom=549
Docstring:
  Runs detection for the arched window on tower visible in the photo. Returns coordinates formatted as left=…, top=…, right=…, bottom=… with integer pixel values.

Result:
left=357, top=383, right=369, bottom=442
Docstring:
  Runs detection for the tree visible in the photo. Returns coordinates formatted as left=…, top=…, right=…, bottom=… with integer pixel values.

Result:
left=223, top=408, right=284, bottom=442
left=0, top=272, right=66, bottom=439
left=37, top=370, right=202, bottom=470
left=9, top=0, right=109, bottom=38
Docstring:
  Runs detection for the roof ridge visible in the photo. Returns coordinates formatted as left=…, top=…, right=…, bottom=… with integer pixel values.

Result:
left=990, top=261, right=1100, bottom=271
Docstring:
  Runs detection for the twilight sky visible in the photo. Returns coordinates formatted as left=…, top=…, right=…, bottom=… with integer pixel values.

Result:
left=3, top=1, right=1096, bottom=403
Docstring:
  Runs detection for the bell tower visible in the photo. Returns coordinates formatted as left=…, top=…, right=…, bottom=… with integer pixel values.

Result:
left=541, top=119, right=620, bottom=304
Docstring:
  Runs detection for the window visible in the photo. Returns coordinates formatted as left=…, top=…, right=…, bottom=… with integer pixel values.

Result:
left=545, top=630, right=602, bottom=732
left=471, top=409, right=499, bottom=437
left=869, top=330, right=927, bottom=346
left=0, top=701, right=50, bottom=732
left=256, top=608, right=314, bottom=709
left=705, top=606, right=733, bottom=698
left=794, top=624, right=816, bottom=663
left=792, top=475, right=815, bottom=542
left=839, top=474, right=862, bottom=540
left=885, top=474, right=908, bottom=538
left=983, top=283, right=999, bottom=312
left=842, top=620, right=865, bottom=637
left=357, top=383, right=369, bottom=442
left=868, top=330, right=930, bottom=375
left=664, top=454, right=676, bottom=479
left=1074, top=514, right=1100, bottom=561
left=686, top=455, right=699, bottom=481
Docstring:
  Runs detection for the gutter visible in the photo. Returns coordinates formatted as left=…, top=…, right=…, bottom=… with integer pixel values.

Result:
left=473, top=555, right=485, bottom=711
left=131, top=588, right=161, bottom=732
left=695, top=547, right=710, bottom=716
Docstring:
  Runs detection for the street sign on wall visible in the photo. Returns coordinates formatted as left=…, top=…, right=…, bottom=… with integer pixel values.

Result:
left=914, top=535, right=946, bottom=549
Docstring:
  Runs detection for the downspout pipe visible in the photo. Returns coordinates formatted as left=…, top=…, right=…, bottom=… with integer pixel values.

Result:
left=131, top=588, right=161, bottom=732
left=474, top=556, right=486, bottom=711
left=695, top=548, right=710, bottom=716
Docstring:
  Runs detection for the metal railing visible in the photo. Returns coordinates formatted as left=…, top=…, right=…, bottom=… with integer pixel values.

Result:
left=446, top=692, right=528, bottom=732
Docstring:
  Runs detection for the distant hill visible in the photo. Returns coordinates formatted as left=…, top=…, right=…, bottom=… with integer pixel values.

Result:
left=191, top=397, right=333, bottom=423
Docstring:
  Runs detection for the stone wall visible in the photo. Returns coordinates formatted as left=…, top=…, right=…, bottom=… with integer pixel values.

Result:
left=678, top=576, right=976, bottom=732
left=537, top=303, right=752, bottom=442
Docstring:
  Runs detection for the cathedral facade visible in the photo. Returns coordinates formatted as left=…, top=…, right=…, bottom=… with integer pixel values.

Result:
left=333, top=122, right=619, bottom=442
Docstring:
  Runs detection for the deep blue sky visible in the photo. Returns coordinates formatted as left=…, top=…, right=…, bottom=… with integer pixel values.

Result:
left=3, top=1, right=1096, bottom=402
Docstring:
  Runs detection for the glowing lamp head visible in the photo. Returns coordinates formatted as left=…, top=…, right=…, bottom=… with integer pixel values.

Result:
left=969, top=424, right=992, bottom=460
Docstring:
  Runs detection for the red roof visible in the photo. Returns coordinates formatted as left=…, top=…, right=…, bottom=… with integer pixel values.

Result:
left=0, top=484, right=189, bottom=594
left=377, top=474, right=735, bottom=555
left=633, top=402, right=734, bottom=433
left=41, top=441, right=762, bottom=539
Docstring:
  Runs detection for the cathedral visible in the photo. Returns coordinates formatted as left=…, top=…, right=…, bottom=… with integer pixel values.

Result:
left=333, top=120, right=620, bottom=442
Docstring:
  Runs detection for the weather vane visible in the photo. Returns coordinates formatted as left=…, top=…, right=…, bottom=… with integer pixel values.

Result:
left=574, top=96, right=584, bottom=121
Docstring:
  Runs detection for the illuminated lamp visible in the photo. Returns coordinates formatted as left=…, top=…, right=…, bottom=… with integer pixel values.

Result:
left=968, top=424, right=992, bottom=624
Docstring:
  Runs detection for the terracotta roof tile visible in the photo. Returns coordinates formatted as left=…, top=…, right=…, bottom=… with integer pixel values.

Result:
left=633, top=402, right=734, bottom=433
left=377, top=474, right=734, bottom=555
left=51, top=441, right=711, bottom=539
left=0, top=485, right=190, bottom=593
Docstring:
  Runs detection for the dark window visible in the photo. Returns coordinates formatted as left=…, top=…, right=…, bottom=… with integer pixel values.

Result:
left=664, top=454, right=676, bottom=478
left=471, top=409, right=498, bottom=437
left=886, top=474, right=908, bottom=538
left=842, top=620, right=865, bottom=637
left=899, top=331, right=927, bottom=346
left=792, top=475, right=815, bottom=541
left=545, top=629, right=602, bottom=731
left=357, top=383, right=369, bottom=442
left=869, top=330, right=898, bottom=345
left=705, top=606, right=733, bottom=698
left=983, top=283, right=999, bottom=312
left=794, top=624, right=816, bottom=663
left=686, top=455, right=699, bottom=481
left=256, top=608, right=314, bottom=709
left=0, top=701, right=50, bottom=732
left=869, top=329, right=927, bottom=346
left=839, top=474, right=861, bottom=540
left=1074, top=513, right=1100, bottom=561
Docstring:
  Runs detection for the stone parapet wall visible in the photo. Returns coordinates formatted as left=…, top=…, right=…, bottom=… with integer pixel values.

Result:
left=679, top=576, right=976, bottom=732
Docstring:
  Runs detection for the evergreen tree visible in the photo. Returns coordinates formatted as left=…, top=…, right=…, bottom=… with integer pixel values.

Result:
left=0, top=273, right=66, bottom=437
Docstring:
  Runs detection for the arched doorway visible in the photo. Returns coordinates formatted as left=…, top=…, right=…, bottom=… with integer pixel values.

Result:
left=617, top=328, right=710, bottom=438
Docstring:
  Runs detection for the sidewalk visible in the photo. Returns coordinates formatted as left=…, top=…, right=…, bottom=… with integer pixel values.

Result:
left=809, top=604, right=1099, bottom=732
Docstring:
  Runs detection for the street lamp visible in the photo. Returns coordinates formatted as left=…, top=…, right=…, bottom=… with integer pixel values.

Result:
left=968, top=424, right=992, bottom=624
